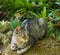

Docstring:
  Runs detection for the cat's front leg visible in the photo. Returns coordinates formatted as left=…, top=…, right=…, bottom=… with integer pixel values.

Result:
left=17, top=45, right=31, bottom=54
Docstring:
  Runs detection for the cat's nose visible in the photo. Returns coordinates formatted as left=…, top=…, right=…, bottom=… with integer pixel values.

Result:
left=11, top=44, right=17, bottom=50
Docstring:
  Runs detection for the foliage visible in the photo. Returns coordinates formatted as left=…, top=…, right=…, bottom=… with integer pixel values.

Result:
left=48, top=10, right=60, bottom=40
left=0, top=0, right=60, bottom=19
left=55, top=30, right=60, bottom=40
left=14, top=0, right=47, bottom=19
left=48, top=22, right=55, bottom=36
left=0, top=0, right=47, bottom=19
left=48, top=9, right=60, bottom=21
left=0, top=0, right=20, bottom=17
left=0, top=0, right=60, bottom=40
left=9, top=19, right=22, bottom=31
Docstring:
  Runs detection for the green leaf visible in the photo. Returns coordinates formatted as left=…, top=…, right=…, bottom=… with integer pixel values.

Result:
left=41, top=6, right=46, bottom=18
left=15, top=0, right=25, bottom=7
left=55, top=30, right=60, bottom=41
left=23, top=0, right=32, bottom=9
left=15, top=8, right=26, bottom=13
left=29, top=11, right=40, bottom=18
left=9, top=19, right=22, bottom=30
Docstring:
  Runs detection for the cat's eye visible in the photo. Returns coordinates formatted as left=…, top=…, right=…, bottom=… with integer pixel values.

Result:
left=18, top=33, right=24, bottom=37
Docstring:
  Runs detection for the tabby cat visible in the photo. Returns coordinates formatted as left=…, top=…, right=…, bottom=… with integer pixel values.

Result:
left=11, top=18, right=47, bottom=54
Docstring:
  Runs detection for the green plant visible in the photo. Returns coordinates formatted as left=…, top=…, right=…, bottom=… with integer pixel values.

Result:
left=0, top=0, right=60, bottom=40
left=0, top=0, right=21, bottom=18
left=9, top=19, right=22, bottom=31
left=0, top=0, right=59, bottom=20
left=47, top=22, right=55, bottom=36
left=55, top=30, right=60, bottom=40
left=15, top=0, right=47, bottom=19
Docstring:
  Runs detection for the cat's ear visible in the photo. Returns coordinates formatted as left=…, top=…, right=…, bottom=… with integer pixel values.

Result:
left=14, top=26, right=21, bottom=34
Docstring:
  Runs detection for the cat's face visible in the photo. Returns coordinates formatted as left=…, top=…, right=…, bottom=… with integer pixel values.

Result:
left=11, top=26, right=29, bottom=50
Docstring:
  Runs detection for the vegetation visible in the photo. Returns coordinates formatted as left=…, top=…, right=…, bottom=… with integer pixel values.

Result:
left=0, top=0, right=60, bottom=39
left=0, top=0, right=59, bottom=19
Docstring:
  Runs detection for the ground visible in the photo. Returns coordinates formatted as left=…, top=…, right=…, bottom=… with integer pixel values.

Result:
left=2, top=37, right=60, bottom=55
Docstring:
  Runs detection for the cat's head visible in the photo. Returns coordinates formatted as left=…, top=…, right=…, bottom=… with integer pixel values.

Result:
left=11, top=26, right=29, bottom=50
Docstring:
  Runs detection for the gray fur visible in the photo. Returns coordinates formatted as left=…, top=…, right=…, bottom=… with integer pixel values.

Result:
left=21, top=18, right=47, bottom=43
